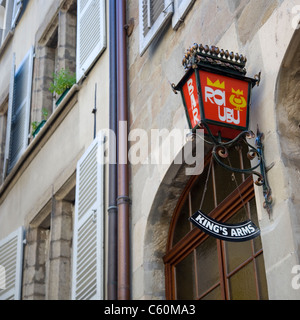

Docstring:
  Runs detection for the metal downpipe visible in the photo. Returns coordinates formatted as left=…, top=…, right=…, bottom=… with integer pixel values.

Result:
left=107, top=0, right=118, bottom=300
left=117, top=0, right=130, bottom=300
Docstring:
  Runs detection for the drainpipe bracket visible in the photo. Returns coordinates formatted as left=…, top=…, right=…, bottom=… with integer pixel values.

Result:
left=117, top=196, right=132, bottom=205
left=124, top=18, right=134, bottom=37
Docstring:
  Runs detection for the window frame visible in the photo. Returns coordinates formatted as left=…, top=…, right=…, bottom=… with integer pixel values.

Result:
left=0, top=227, right=24, bottom=300
left=11, top=0, right=23, bottom=29
left=0, top=0, right=23, bottom=48
left=139, top=0, right=174, bottom=56
left=163, top=152, right=267, bottom=300
left=71, top=132, right=105, bottom=300
left=172, top=0, right=195, bottom=30
left=76, top=0, right=107, bottom=82
left=0, top=0, right=14, bottom=46
left=0, top=93, right=9, bottom=184
left=3, top=46, right=34, bottom=177
left=139, top=0, right=195, bottom=55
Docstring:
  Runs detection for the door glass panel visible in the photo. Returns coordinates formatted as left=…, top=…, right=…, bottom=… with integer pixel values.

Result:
left=196, top=236, right=220, bottom=297
left=191, top=163, right=215, bottom=215
left=175, top=252, right=195, bottom=300
left=224, top=207, right=252, bottom=273
left=201, top=285, right=222, bottom=300
left=214, top=148, right=242, bottom=204
left=168, top=151, right=268, bottom=301
left=228, top=261, right=257, bottom=300
left=172, top=195, right=191, bottom=246
left=255, top=254, right=269, bottom=300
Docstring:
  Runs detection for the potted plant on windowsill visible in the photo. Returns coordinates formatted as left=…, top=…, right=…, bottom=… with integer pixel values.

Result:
left=49, top=68, right=76, bottom=106
left=32, top=107, right=49, bottom=138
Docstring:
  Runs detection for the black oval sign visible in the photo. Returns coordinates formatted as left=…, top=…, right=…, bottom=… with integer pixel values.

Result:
left=189, top=210, right=260, bottom=242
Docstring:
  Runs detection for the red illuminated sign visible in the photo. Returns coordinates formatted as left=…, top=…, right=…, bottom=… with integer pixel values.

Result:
left=179, top=68, right=253, bottom=140
left=182, top=72, right=200, bottom=129
left=199, top=70, right=250, bottom=129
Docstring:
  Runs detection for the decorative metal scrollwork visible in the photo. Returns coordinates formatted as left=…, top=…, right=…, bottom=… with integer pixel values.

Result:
left=191, top=121, right=273, bottom=215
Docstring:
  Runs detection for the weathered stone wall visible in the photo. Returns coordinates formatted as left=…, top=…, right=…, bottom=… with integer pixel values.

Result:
left=128, top=0, right=300, bottom=299
left=0, top=0, right=110, bottom=300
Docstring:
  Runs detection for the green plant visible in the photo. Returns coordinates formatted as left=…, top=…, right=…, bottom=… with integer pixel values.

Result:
left=31, top=108, right=49, bottom=134
left=49, top=68, right=76, bottom=95
left=41, top=107, right=48, bottom=121
left=31, top=121, right=39, bottom=132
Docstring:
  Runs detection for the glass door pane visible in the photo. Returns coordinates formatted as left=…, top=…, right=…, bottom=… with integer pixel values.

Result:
left=255, top=254, right=269, bottom=300
left=195, top=236, right=220, bottom=298
left=228, top=261, right=257, bottom=300
left=224, top=206, right=252, bottom=273
left=175, top=252, right=195, bottom=300
left=191, top=163, right=215, bottom=214
left=201, top=285, right=222, bottom=300
left=172, top=195, right=191, bottom=246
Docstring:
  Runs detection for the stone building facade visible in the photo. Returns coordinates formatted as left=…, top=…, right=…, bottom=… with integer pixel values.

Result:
left=0, top=0, right=300, bottom=300
left=128, top=0, right=300, bottom=300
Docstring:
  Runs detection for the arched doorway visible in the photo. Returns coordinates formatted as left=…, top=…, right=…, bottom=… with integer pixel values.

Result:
left=163, top=144, right=269, bottom=300
left=275, top=29, right=300, bottom=260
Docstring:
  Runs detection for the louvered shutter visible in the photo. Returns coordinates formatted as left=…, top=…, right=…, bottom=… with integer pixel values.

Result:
left=11, top=0, right=22, bottom=28
left=2, top=0, right=14, bottom=39
left=139, top=0, right=174, bottom=55
left=3, top=53, right=15, bottom=179
left=0, top=227, right=24, bottom=300
left=172, top=0, right=195, bottom=30
left=0, top=4, right=4, bottom=44
left=6, top=46, right=34, bottom=174
left=76, top=0, right=106, bottom=82
left=72, top=133, right=105, bottom=300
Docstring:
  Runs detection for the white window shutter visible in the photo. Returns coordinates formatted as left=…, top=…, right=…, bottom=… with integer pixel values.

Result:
left=0, top=227, right=24, bottom=300
left=172, top=0, right=195, bottom=30
left=3, top=53, right=15, bottom=180
left=72, top=132, right=105, bottom=300
left=7, top=46, right=34, bottom=174
left=0, top=5, right=4, bottom=44
left=2, top=0, right=14, bottom=40
left=11, top=0, right=22, bottom=29
left=139, top=0, right=174, bottom=56
left=76, top=0, right=106, bottom=82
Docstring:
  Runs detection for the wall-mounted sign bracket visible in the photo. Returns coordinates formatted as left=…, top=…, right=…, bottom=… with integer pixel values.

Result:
left=190, top=121, right=273, bottom=215
left=173, top=42, right=273, bottom=216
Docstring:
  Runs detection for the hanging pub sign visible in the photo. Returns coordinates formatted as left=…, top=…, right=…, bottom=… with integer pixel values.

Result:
left=172, top=43, right=265, bottom=240
left=173, top=44, right=258, bottom=140
left=189, top=210, right=260, bottom=242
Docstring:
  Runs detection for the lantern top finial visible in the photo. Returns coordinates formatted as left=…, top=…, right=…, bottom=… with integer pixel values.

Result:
left=182, top=43, right=247, bottom=75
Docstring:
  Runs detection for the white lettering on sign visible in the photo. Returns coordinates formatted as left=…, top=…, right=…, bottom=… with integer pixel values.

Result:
left=204, top=85, right=241, bottom=125
left=190, top=210, right=260, bottom=242
left=292, top=265, right=300, bottom=290
left=195, top=214, right=228, bottom=236
left=187, top=78, right=200, bottom=125
left=218, top=106, right=240, bottom=125
left=205, top=87, right=226, bottom=107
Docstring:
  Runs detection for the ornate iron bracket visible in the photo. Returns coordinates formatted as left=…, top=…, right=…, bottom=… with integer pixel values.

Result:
left=191, top=121, right=273, bottom=215
left=255, top=127, right=273, bottom=215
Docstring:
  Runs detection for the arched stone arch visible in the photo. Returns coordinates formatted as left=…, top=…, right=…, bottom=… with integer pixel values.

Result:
left=143, top=139, right=209, bottom=299
left=143, top=160, right=190, bottom=299
left=275, top=28, right=300, bottom=259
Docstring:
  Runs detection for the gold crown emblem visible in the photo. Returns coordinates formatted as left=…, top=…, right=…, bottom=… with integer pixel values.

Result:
left=207, top=77, right=225, bottom=89
left=232, top=89, right=244, bottom=96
